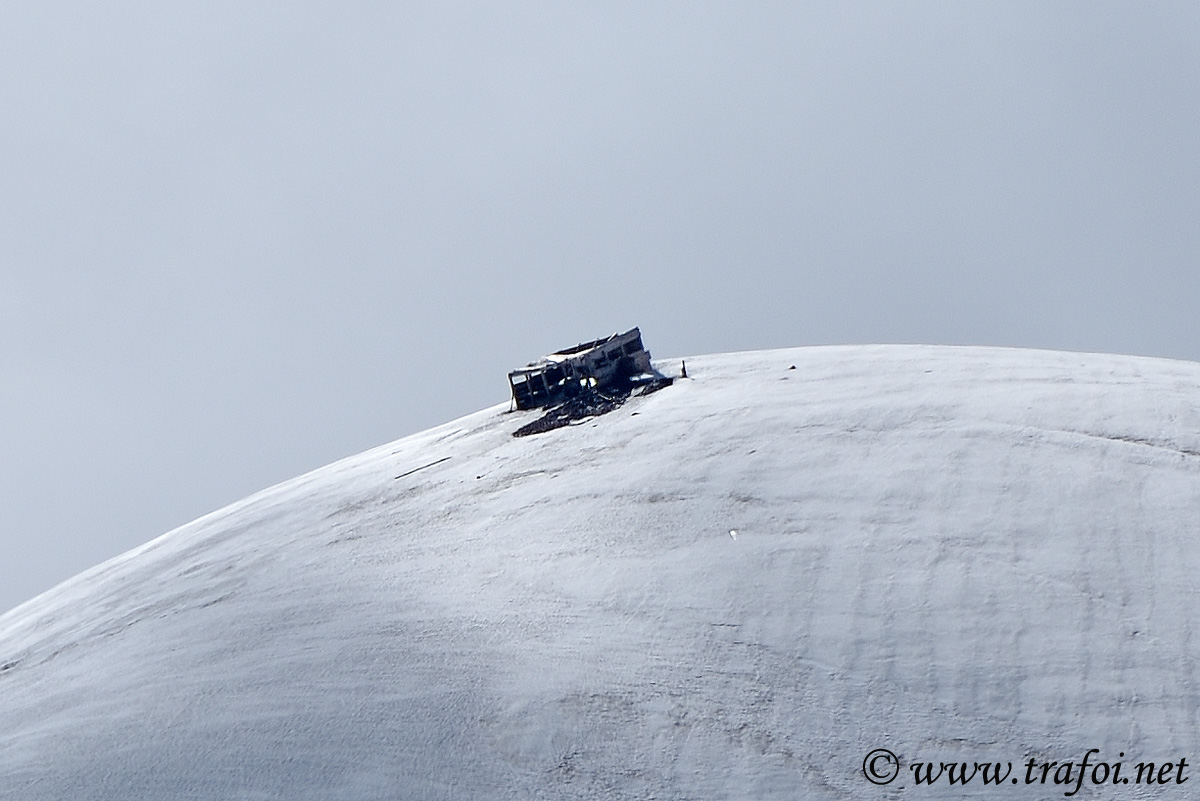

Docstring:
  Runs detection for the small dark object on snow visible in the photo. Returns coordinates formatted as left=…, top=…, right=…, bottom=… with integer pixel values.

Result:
left=394, top=456, right=452, bottom=480
left=681, top=360, right=687, bottom=378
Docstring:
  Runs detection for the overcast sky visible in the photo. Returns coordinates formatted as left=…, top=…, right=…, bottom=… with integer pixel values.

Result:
left=2, top=2, right=1198, bottom=615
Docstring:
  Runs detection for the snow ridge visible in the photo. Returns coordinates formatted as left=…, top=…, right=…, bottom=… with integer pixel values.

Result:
left=2, top=345, right=1199, bottom=800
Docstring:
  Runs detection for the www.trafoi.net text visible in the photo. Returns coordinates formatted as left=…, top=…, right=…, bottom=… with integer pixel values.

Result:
left=863, top=748, right=1188, bottom=795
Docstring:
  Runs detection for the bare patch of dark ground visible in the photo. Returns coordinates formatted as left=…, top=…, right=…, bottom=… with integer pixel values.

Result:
left=513, top=378, right=674, bottom=438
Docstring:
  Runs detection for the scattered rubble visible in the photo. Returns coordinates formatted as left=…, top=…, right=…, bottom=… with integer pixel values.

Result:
left=512, top=378, right=673, bottom=437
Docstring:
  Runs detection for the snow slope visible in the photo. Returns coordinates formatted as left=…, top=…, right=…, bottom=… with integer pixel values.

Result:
left=2, top=345, right=1199, bottom=799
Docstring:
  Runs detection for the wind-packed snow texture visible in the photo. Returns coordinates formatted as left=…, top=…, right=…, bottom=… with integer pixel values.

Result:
left=2, top=346, right=1199, bottom=799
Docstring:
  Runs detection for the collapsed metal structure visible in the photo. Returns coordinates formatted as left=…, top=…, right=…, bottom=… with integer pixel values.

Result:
left=508, top=328, right=654, bottom=411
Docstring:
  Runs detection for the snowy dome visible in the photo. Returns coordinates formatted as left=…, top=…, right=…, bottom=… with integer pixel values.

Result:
left=2, top=345, right=1198, bottom=799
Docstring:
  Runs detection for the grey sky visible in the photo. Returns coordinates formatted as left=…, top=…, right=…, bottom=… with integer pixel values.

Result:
left=2, top=2, right=1198, bottom=615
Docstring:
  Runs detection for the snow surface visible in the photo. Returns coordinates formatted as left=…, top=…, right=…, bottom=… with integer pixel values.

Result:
left=2, top=345, right=1200, bottom=799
